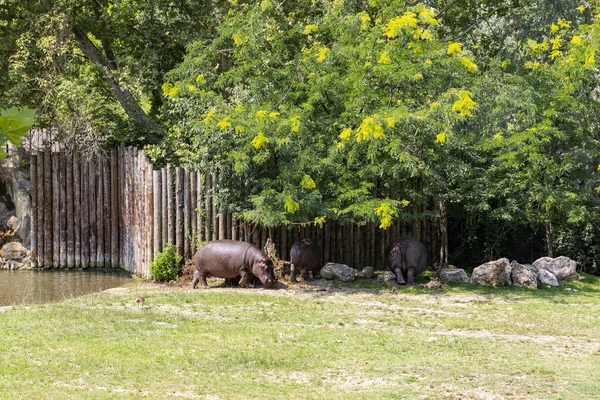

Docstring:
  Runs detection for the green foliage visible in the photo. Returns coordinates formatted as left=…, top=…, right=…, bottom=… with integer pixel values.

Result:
left=149, top=243, right=182, bottom=282
left=0, top=107, right=35, bottom=158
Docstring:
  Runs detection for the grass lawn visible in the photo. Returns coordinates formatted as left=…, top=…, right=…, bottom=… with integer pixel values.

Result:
left=1, top=274, right=599, bottom=399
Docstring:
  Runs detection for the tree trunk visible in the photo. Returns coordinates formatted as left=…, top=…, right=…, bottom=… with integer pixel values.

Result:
left=70, top=28, right=160, bottom=142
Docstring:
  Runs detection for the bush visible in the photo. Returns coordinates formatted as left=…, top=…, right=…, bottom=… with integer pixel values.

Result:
left=150, top=243, right=182, bottom=281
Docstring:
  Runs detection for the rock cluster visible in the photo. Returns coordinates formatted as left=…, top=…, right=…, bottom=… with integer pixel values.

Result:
left=320, top=262, right=355, bottom=282
left=437, top=256, right=578, bottom=289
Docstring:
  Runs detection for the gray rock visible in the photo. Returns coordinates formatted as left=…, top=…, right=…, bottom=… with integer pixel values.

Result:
left=510, top=261, right=537, bottom=289
left=377, top=271, right=396, bottom=284
left=524, top=263, right=539, bottom=274
left=320, top=263, right=355, bottom=282
left=532, top=256, right=578, bottom=280
left=471, top=258, right=512, bottom=287
left=438, top=268, right=469, bottom=284
left=537, top=269, right=559, bottom=287
left=362, top=266, right=374, bottom=279
left=1, top=241, right=31, bottom=270
left=355, top=270, right=365, bottom=278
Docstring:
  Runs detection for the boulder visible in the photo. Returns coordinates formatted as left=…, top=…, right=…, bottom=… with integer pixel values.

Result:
left=524, top=263, right=539, bottom=274
left=532, top=256, right=578, bottom=280
left=1, top=241, right=32, bottom=270
left=320, top=263, right=355, bottom=282
left=438, top=268, right=469, bottom=284
left=362, top=266, right=374, bottom=279
left=537, top=269, right=559, bottom=287
left=2, top=241, right=28, bottom=262
left=510, top=261, right=537, bottom=289
left=377, top=271, right=396, bottom=284
left=470, top=258, right=512, bottom=287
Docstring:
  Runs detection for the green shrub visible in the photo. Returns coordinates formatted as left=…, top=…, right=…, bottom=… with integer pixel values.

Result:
left=150, top=243, right=182, bottom=282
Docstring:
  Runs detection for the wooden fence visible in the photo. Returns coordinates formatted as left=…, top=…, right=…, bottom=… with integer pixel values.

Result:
left=30, top=147, right=440, bottom=278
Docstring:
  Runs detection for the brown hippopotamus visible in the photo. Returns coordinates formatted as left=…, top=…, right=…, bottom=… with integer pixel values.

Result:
left=192, top=240, right=276, bottom=288
left=290, top=238, right=322, bottom=282
left=388, top=236, right=427, bottom=285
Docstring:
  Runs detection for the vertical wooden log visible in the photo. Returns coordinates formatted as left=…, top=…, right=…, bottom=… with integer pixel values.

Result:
left=59, top=154, right=67, bottom=268
left=353, top=225, right=360, bottom=270
left=204, top=172, right=212, bottom=242
left=281, top=226, right=288, bottom=261
left=30, top=155, right=37, bottom=267
left=110, top=148, right=119, bottom=267
left=323, top=222, right=330, bottom=264
left=73, top=152, right=81, bottom=268
left=96, top=156, right=105, bottom=268
left=183, top=169, right=191, bottom=260
left=81, top=159, right=90, bottom=268
left=231, top=215, right=238, bottom=241
left=161, top=167, right=168, bottom=249
left=66, top=153, right=74, bottom=268
left=118, top=147, right=126, bottom=268
left=343, top=224, right=352, bottom=268
left=337, top=222, right=344, bottom=265
left=36, top=152, right=44, bottom=266
left=329, top=221, right=336, bottom=263
left=316, top=224, right=324, bottom=266
left=103, top=155, right=111, bottom=267
left=369, top=224, right=376, bottom=269
left=225, top=213, right=231, bottom=241
left=212, top=171, right=218, bottom=241
left=166, top=165, right=174, bottom=246
left=52, top=153, right=60, bottom=267
left=146, top=156, right=154, bottom=274
left=175, top=167, right=184, bottom=258
left=252, top=224, right=260, bottom=248
left=134, top=150, right=142, bottom=274
left=190, top=171, right=197, bottom=252
left=196, top=171, right=203, bottom=243
left=89, top=157, right=97, bottom=268
left=43, top=152, right=53, bottom=267
left=153, top=170, right=162, bottom=258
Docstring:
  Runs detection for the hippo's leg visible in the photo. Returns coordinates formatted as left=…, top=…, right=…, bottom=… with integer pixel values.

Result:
left=312, top=266, right=321, bottom=279
left=301, top=267, right=310, bottom=281
left=290, top=263, right=297, bottom=282
left=406, top=267, right=416, bottom=286
left=239, top=270, right=250, bottom=288
left=192, top=270, right=200, bottom=289
left=394, top=267, right=406, bottom=285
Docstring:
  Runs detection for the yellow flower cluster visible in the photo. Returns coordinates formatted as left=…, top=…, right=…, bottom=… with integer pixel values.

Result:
left=233, top=33, right=243, bottom=45
left=301, top=175, right=316, bottom=190
left=338, top=127, right=352, bottom=140
left=316, top=46, right=330, bottom=63
left=447, top=42, right=462, bottom=55
left=356, top=117, right=384, bottom=142
left=435, top=132, right=447, bottom=144
left=302, top=24, right=319, bottom=35
left=452, top=90, right=476, bottom=117
left=374, top=202, right=394, bottom=230
left=383, top=11, right=417, bottom=38
left=217, top=117, right=231, bottom=131
left=460, top=56, right=478, bottom=73
left=251, top=131, right=268, bottom=149
left=360, top=13, right=371, bottom=31
left=378, top=51, right=392, bottom=64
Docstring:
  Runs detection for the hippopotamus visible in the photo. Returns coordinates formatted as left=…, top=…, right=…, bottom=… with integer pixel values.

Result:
left=290, top=239, right=322, bottom=282
left=388, top=236, right=427, bottom=285
left=192, top=240, right=276, bottom=289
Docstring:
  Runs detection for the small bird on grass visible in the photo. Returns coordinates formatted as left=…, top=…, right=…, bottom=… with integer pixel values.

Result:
left=136, top=296, right=145, bottom=309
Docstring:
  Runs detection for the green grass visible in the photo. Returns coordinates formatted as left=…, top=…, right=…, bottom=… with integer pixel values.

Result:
left=1, top=275, right=599, bottom=399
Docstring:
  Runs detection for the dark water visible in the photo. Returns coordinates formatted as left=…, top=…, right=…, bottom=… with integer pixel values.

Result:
left=0, top=269, right=134, bottom=306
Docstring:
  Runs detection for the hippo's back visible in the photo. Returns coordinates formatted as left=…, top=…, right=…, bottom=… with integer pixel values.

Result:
left=389, top=236, right=427, bottom=272
left=193, top=240, right=255, bottom=278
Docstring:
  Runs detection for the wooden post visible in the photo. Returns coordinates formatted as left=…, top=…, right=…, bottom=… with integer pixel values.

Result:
left=190, top=171, right=197, bottom=252
left=118, top=147, right=126, bottom=268
left=153, top=170, right=162, bottom=258
left=175, top=167, right=184, bottom=258
left=30, top=155, right=37, bottom=267
left=103, top=155, right=111, bottom=267
left=59, top=154, right=67, bottom=268
left=96, top=156, right=105, bottom=268
left=197, top=171, right=203, bottom=243
left=66, top=153, right=74, bottom=268
left=231, top=215, right=237, bottom=241
left=145, top=156, right=154, bottom=274
left=73, top=152, right=81, bottom=268
left=183, top=169, right=191, bottom=260
left=161, top=167, right=168, bottom=249
left=52, top=153, right=60, bottom=267
left=81, top=159, right=90, bottom=268
left=110, top=149, right=119, bottom=267
left=167, top=164, right=174, bottom=246
left=205, top=172, right=212, bottom=242
left=43, top=152, right=53, bottom=267
left=212, top=171, right=218, bottom=241
left=36, top=152, right=44, bottom=267
left=89, top=157, right=97, bottom=268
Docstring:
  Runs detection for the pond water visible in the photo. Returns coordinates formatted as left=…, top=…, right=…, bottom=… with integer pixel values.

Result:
left=0, top=269, right=134, bottom=306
